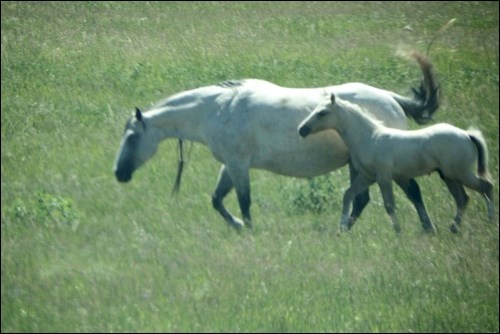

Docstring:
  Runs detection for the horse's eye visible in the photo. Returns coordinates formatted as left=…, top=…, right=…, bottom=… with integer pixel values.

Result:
left=317, top=110, right=328, bottom=119
left=126, top=132, right=140, bottom=148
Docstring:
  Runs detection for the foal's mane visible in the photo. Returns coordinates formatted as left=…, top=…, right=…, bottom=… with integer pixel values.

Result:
left=335, top=97, right=386, bottom=129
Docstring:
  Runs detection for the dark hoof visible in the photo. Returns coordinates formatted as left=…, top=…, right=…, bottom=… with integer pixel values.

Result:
left=450, top=223, right=459, bottom=234
left=423, top=224, right=437, bottom=234
left=347, top=219, right=356, bottom=230
left=393, top=224, right=402, bottom=234
left=227, top=218, right=245, bottom=231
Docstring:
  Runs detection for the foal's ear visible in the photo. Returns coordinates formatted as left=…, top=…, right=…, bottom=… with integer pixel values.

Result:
left=135, top=107, right=143, bottom=121
left=330, top=93, right=336, bottom=104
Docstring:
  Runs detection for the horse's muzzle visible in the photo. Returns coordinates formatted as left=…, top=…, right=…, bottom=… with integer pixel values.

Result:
left=298, top=125, right=311, bottom=138
left=114, top=169, right=132, bottom=183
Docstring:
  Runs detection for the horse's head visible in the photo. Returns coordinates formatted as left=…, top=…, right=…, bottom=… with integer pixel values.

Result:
left=113, top=108, right=159, bottom=182
left=298, top=94, right=337, bottom=138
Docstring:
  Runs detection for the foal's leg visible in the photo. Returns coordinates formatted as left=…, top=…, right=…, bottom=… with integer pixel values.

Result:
left=460, top=174, right=495, bottom=223
left=395, top=178, right=435, bottom=232
left=212, top=165, right=245, bottom=229
left=377, top=178, right=401, bottom=233
left=442, top=177, right=469, bottom=233
left=481, top=179, right=495, bottom=222
left=347, top=162, right=371, bottom=230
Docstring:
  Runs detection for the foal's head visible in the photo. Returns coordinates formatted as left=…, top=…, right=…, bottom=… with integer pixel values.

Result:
left=113, top=108, right=159, bottom=182
left=298, top=94, right=338, bottom=138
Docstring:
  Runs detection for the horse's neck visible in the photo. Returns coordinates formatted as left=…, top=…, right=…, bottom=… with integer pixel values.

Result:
left=145, top=107, right=204, bottom=143
left=144, top=89, right=221, bottom=143
left=336, top=103, right=381, bottom=150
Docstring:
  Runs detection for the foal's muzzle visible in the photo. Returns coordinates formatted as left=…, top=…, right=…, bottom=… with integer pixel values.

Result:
left=298, top=125, right=311, bottom=138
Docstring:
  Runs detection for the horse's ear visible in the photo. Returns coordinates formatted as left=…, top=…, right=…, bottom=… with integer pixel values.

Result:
left=135, top=107, right=143, bottom=121
left=330, top=93, right=336, bottom=104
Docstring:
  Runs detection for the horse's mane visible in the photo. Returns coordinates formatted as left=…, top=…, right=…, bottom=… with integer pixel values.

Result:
left=217, top=80, right=245, bottom=88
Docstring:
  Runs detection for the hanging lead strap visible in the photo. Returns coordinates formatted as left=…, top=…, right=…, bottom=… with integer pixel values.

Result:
left=172, top=139, right=184, bottom=195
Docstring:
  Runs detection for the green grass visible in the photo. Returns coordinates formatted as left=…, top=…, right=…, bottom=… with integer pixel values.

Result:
left=1, top=1, right=498, bottom=332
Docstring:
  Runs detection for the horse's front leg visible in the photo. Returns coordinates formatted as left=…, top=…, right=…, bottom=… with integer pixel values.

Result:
left=347, top=162, right=371, bottom=229
left=230, top=164, right=252, bottom=228
left=212, top=165, right=245, bottom=229
left=341, top=174, right=373, bottom=231
left=377, top=178, right=401, bottom=233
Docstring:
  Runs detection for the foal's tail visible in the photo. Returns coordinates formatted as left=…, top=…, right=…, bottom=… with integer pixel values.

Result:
left=468, top=128, right=490, bottom=180
left=392, top=52, right=440, bottom=125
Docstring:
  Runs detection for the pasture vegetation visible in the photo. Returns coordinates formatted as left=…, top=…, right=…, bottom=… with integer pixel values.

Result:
left=1, top=1, right=498, bottom=332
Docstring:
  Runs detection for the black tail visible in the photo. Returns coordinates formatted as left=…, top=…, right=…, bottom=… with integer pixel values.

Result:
left=393, top=52, right=440, bottom=125
left=468, top=129, right=490, bottom=179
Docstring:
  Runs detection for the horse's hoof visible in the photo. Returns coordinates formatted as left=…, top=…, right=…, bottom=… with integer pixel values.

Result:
left=423, top=224, right=437, bottom=234
left=347, top=217, right=356, bottom=230
left=393, top=224, right=402, bottom=233
left=340, top=216, right=351, bottom=232
left=228, top=218, right=245, bottom=230
left=340, top=223, right=350, bottom=232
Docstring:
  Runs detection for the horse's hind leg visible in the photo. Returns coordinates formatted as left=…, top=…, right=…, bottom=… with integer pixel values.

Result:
left=395, top=178, right=435, bottom=232
left=442, top=178, right=469, bottom=233
left=212, top=165, right=245, bottom=229
left=377, top=178, right=401, bottom=233
left=348, top=162, right=370, bottom=230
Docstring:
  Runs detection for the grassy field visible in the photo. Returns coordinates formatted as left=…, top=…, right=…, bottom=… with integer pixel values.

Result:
left=1, top=2, right=498, bottom=332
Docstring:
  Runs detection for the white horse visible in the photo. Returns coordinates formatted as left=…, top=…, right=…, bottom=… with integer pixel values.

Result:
left=298, top=93, right=494, bottom=233
left=113, top=53, right=439, bottom=230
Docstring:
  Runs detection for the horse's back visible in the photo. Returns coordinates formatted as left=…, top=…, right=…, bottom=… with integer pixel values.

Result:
left=204, top=80, right=349, bottom=176
left=234, top=80, right=407, bottom=128
left=419, top=123, right=471, bottom=143
left=187, top=79, right=410, bottom=177
left=330, top=83, right=408, bottom=129
left=426, top=123, right=478, bottom=158
left=392, top=123, right=479, bottom=178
